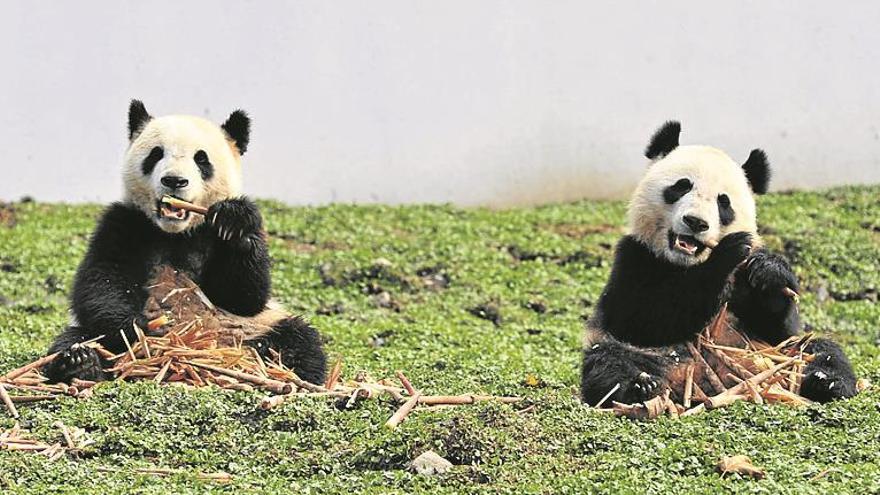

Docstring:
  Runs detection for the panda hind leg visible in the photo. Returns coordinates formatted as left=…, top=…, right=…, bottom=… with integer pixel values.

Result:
left=581, top=340, right=670, bottom=406
left=247, top=317, right=327, bottom=385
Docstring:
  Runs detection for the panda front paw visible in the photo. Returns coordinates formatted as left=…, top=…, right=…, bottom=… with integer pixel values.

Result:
left=709, top=232, right=753, bottom=272
left=741, top=251, right=799, bottom=314
left=44, top=343, right=106, bottom=383
left=207, top=197, right=263, bottom=243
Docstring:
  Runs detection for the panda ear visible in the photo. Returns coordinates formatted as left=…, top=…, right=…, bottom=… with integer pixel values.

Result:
left=222, top=110, right=251, bottom=155
left=742, top=148, right=771, bottom=194
left=644, top=120, right=681, bottom=160
left=128, top=99, right=152, bottom=141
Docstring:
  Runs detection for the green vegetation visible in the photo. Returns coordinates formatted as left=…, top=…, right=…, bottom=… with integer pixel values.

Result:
left=0, top=186, right=878, bottom=494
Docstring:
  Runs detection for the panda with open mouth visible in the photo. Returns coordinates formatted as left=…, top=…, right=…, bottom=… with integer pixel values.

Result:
left=580, top=121, right=857, bottom=406
left=43, top=100, right=327, bottom=385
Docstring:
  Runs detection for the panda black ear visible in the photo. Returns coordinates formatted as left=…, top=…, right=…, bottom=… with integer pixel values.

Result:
left=742, top=148, right=771, bottom=194
left=128, top=99, right=152, bottom=141
left=645, top=120, right=681, bottom=160
left=222, top=110, right=251, bottom=155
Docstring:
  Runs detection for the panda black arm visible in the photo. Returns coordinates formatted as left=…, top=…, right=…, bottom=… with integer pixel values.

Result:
left=597, top=233, right=751, bottom=346
left=65, top=203, right=155, bottom=353
left=200, top=197, right=271, bottom=316
left=728, top=249, right=800, bottom=344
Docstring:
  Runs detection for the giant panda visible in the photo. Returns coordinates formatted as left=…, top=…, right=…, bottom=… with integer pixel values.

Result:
left=43, top=100, right=327, bottom=385
left=580, top=121, right=857, bottom=406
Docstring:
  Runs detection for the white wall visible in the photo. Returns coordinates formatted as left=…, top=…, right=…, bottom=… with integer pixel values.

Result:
left=2, top=1, right=879, bottom=206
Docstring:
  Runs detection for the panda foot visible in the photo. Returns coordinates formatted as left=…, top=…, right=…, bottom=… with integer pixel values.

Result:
left=801, top=368, right=857, bottom=403
left=800, top=339, right=858, bottom=403
left=620, top=371, right=665, bottom=404
left=44, top=343, right=106, bottom=383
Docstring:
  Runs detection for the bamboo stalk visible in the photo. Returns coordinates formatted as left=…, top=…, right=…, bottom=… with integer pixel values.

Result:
left=186, top=361, right=293, bottom=394
left=418, top=395, right=522, bottom=405
left=687, top=342, right=726, bottom=394
left=683, top=365, right=695, bottom=409
left=385, top=391, right=422, bottom=429
left=704, top=356, right=799, bottom=410
left=396, top=370, right=416, bottom=396
left=160, top=195, right=209, bottom=215
left=594, top=383, right=621, bottom=409
left=0, top=383, right=20, bottom=418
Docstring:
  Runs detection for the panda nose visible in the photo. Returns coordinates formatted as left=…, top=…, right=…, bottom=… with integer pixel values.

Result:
left=160, top=176, right=189, bottom=190
left=683, top=215, right=709, bottom=233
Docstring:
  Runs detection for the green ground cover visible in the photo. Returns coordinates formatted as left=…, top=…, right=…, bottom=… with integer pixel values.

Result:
left=0, top=186, right=878, bottom=493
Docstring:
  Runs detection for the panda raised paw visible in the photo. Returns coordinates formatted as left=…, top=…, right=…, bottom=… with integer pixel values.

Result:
left=708, top=231, right=753, bottom=271
left=207, top=197, right=263, bottom=243
left=44, top=343, right=106, bottom=383
left=741, top=250, right=799, bottom=313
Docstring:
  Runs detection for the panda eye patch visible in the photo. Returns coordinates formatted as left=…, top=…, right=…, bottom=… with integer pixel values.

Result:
left=663, top=178, right=693, bottom=204
left=193, top=150, right=214, bottom=180
left=141, top=146, right=164, bottom=175
left=718, top=194, right=735, bottom=226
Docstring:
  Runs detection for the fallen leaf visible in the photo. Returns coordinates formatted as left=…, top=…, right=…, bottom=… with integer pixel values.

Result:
left=717, top=455, right=765, bottom=479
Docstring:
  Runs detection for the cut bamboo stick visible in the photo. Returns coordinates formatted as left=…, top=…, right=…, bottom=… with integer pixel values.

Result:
left=0, top=383, right=19, bottom=418
left=386, top=391, right=422, bottom=429
left=160, top=195, right=209, bottom=215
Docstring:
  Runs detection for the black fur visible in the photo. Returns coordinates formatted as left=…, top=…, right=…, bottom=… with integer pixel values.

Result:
left=44, top=199, right=324, bottom=384
left=581, top=233, right=857, bottom=405
left=742, top=149, right=771, bottom=194
left=221, top=110, right=251, bottom=154
left=663, top=178, right=693, bottom=204
left=142, top=146, right=164, bottom=176
left=728, top=249, right=800, bottom=343
left=800, top=339, right=858, bottom=402
left=645, top=121, right=681, bottom=160
left=581, top=340, right=671, bottom=406
left=203, top=197, right=270, bottom=316
left=249, top=317, right=327, bottom=385
left=594, top=233, right=751, bottom=347
left=128, top=100, right=152, bottom=140
left=717, top=194, right=735, bottom=226
left=193, top=150, right=214, bottom=180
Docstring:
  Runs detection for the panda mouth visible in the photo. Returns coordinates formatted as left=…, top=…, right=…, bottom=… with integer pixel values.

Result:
left=668, top=230, right=705, bottom=256
left=157, top=198, right=190, bottom=221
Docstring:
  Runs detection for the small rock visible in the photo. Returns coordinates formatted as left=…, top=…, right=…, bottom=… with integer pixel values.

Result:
left=411, top=450, right=453, bottom=476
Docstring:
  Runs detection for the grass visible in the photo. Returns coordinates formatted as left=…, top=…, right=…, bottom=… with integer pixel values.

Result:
left=0, top=186, right=878, bottom=494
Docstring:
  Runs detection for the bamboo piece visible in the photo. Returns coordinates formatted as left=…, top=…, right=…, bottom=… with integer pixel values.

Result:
left=0, top=383, right=19, bottom=418
left=160, top=195, right=209, bottom=215
left=185, top=361, right=292, bottom=394
left=386, top=391, right=422, bottom=429
left=595, top=383, right=621, bottom=409
left=396, top=370, right=417, bottom=396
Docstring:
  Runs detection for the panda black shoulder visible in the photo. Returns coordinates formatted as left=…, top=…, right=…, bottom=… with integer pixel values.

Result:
left=84, top=203, right=158, bottom=258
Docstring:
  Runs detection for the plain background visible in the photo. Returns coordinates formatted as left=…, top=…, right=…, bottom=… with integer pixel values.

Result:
left=2, top=1, right=879, bottom=206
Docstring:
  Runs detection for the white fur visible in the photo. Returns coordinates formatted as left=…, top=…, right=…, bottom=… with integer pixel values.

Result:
left=123, top=115, right=243, bottom=233
left=628, top=145, right=760, bottom=266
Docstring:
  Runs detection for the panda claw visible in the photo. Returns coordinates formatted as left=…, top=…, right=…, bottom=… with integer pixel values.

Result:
left=212, top=212, right=219, bottom=224
left=813, top=370, right=828, bottom=380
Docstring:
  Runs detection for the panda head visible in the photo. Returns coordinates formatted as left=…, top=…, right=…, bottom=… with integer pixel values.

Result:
left=122, top=100, right=251, bottom=234
left=628, top=121, right=771, bottom=267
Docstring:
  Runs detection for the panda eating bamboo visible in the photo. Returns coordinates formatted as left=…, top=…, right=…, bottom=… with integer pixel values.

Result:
left=580, top=121, right=857, bottom=406
left=43, top=100, right=327, bottom=385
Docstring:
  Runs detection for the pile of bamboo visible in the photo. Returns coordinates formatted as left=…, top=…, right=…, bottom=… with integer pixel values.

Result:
left=598, top=305, right=828, bottom=419
left=0, top=266, right=522, bottom=427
